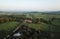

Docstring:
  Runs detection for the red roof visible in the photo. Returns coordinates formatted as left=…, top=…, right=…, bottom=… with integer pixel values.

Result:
left=25, top=20, right=32, bottom=23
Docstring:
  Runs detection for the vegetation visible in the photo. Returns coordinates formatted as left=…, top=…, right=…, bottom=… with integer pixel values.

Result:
left=25, top=23, right=49, bottom=31
left=0, top=13, right=60, bottom=39
left=0, top=14, right=60, bottom=32
left=0, top=22, right=19, bottom=31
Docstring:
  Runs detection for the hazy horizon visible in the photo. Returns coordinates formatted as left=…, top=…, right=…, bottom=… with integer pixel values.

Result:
left=0, top=0, right=60, bottom=11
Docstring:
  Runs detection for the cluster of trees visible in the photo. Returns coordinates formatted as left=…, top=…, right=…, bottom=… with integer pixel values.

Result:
left=0, top=18, right=12, bottom=23
left=0, top=15, right=25, bottom=23
left=0, top=15, right=30, bottom=23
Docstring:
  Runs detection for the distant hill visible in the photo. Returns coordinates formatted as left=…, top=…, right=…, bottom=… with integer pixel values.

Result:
left=42, top=11, right=60, bottom=14
left=0, top=11, right=60, bottom=15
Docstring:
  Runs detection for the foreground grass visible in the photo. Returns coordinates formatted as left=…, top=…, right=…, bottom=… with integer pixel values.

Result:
left=0, top=22, right=19, bottom=31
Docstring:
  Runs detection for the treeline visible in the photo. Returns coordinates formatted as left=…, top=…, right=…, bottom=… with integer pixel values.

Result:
left=0, top=15, right=59, bottom=24
left=0, top=15, right=30, bottom=23
left=0, top=17, right=17, bottom=23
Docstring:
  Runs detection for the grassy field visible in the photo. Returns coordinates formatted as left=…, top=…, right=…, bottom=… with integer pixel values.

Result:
left=25, top=23, right=60, bottom=32
left=0, top=22, right=19, bottom=31
left=25, top=23, right=49, bottom=31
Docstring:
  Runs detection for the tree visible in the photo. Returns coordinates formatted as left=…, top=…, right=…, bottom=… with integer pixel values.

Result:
left=0, top=18, right=4, bottom=23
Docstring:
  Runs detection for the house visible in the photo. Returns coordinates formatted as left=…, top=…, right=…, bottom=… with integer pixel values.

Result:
left=25, top=20, right=32, bottom=23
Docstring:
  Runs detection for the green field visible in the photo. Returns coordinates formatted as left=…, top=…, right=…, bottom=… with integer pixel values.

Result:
left=25, top=22, right=60, bottom=32
left=0, top=22, right=19, bottom=31
left=25, top=23, right=49, bottom=31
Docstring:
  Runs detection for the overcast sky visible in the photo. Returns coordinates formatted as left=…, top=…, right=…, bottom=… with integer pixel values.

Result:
left=0, top=0, right=60, bottom=11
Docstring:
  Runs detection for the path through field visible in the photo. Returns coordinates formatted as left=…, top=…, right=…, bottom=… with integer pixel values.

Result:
left=5, top=20, right=26, bottom=39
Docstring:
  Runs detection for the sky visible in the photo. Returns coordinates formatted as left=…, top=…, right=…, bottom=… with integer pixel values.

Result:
left=0, top=0, right=60, bottom=11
